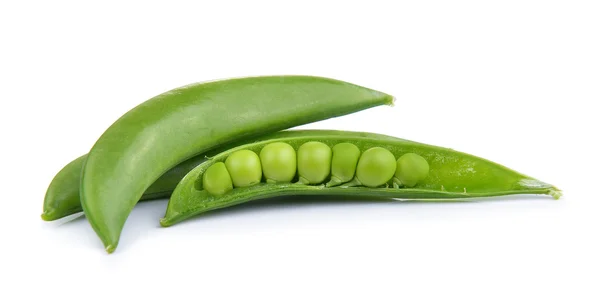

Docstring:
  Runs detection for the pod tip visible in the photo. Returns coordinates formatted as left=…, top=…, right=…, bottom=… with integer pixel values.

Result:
left=41, top=211, right=54, bottom=221
left=159, top=218, right=171, bottom=227
left=105, top=244, right=116, bottom=254
left=386, top=96, right=396, bottom=107
left=549, top=188, right=563, bottom=200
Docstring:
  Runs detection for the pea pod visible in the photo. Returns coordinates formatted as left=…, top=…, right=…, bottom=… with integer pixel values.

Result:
left=42, top=134, right=274, bottom=221
left=160, top=130, right=561, bottom=227
left=79, top=76, right=394, bottom=253
left=42, top=153, right=207, bottom=221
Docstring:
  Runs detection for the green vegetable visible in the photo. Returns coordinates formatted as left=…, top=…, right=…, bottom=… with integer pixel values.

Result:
left=394, top=153, right=430, bottom=188
left=41, top=132, right=275, bottom=221
left=260, top=142, right=297, bottom=183
left=326, top=143, right=361, bottom=187
left=346, top=147, right=397, bottom=188
left=202, top=162, right=233, bottom=196
left=160, top=130, right=561, bottom=227
left=225, top=150, right=262, bottom=188
left=42, top=153, right=209, bottom=221
left=42, top=155, right=88, bottom=221
left=78, top=76, right=394, bottom=253
left=297, top=141, right=332, bottom=184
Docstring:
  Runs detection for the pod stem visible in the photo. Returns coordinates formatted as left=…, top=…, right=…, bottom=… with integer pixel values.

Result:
left=339, top=177, right=362, bottom=188
left=296, top=177, right=311, bottom=185
left=325, top=176, right=343, bottom=188
left=392, top=177, right=403, bottom=189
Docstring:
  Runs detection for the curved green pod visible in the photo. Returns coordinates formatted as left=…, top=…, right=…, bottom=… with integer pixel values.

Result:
left=79, top=76, right=394, bottom=253
left=160, top=130, right=561, bottom=227
left=42, top=155, right=89, bottom=221
left=42, top=132, right=284, bottom=221
left=42, top=153, right=209, bottom=221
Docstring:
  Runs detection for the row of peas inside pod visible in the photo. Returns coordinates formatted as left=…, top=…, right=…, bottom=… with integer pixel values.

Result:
left=200, top=141, right=431, bottom=196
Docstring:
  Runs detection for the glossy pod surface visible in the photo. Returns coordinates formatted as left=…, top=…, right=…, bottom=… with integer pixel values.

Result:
left=42, top=155, right=88, bottom=221
left=42, top=133, right=276, bottom=221
left=79, top=76, right=394, bottom=252
left=42, top=153, right=208, bottom=221
left=161, top=130, right=561, bottom=227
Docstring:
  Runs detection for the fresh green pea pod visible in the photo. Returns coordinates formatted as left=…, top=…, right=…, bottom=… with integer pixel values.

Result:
left=78, top=76, right=394, bottom=253
left=42, top=155, right=89, bottom=221
left=42, top=153, right=207, bottom=221
left=42, top=133, right=270, bottom=221
left=161, top=130, right=561, bottom=227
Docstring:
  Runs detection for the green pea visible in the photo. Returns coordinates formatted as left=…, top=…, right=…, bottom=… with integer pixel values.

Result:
left=225, top=149, right=262, bottom=188
left=202, top=162, right=233, bottom=196
left=354, top=147, right=396, bottom=187
left=326, top=142, right=361, bottom=187
left=297, top=141, right=332, bottom=184
left=259, top=142, right=297, bottom=183
left=394, top=153, right=429, bottom=188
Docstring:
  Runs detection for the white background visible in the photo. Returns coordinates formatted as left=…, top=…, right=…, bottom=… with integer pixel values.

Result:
left=1, top=1, right=598, bottom=303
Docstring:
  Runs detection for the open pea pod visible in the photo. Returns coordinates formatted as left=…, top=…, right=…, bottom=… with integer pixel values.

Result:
left=161, top=130, right=561, bottom=226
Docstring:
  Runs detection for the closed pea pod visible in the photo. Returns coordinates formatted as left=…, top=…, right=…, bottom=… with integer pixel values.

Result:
left=260, top=142, right=297, bottom=183
left=345, top=147, right=396, bottom=188
left=326, top=142, right=361, bottom=187
left=225, top=150, right=262, bottom=188
left=394, top=153, right=430, bottom=188
left=297, top=141, right=332, bottom=184
left=72, top=75, right=393, bottom=253
left=202, top=162, right=233, bottom=196
left=41, top=137, right=269, bottom=222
